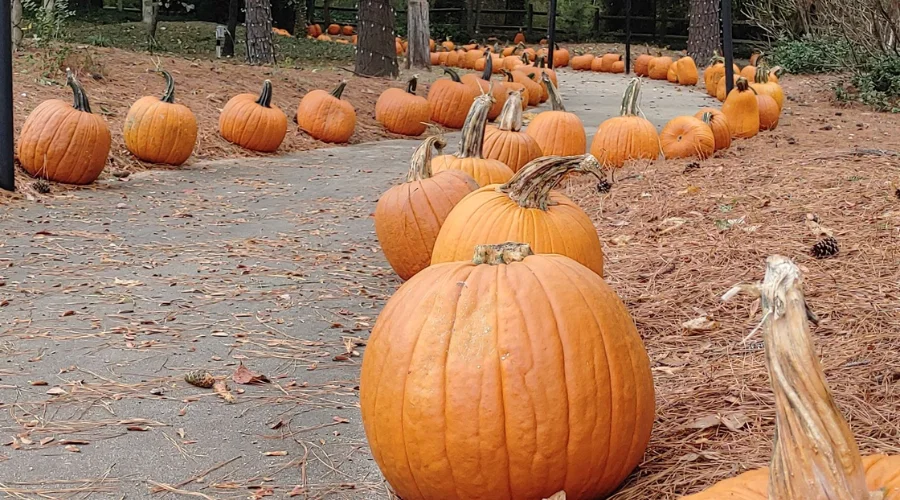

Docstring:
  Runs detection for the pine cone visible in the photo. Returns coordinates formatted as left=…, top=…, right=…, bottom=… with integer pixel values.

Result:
left=811, top=236, right=839, bottom=259
left=596, top=180, right=612, bottom=194
left=31, top=179, right=51, bottom=194
left=184, top=370, right=216, bottom=388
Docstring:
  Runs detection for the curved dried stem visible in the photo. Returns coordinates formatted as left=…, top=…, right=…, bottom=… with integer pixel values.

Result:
left=405, top=136, right=447, bottom=182
left=499, top=154, right=604, bottom=210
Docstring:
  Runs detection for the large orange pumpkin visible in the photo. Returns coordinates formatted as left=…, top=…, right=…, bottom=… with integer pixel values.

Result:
left=361, top=241, right=655, bottom=500
left=659, top=116, right=715, bottom=160
left=432, top=155, right=608, bottom=275
left=722, top=77, right=760, bottom=139
left=525, top=74, right=586, bottom=156
left=123, top=70, right=197, bottom=166
left=550, top=43, right=570, bottom=67
left=570, top=53, right=595, bottom=71
left=427, top=69, right=480, bottom=129
left=374, top=136, right=478, bottom=281
left=220, top=80, right=287, bottom=153
left=590, top=78, right=660, bottom=168
left=375, top=76, right=431, bottom=136
left=751, top=65, right=785, bottom=110
left=676, top=56, right=699, bottom=85
left=599, top=52, right=622, bottom=72
left=694, top=108, right=731, bottom=152
left=297, top=81, right=356, bottom=143
left=682, top=256, right=900, bottom=500
left=740, top=64, right=757, bottom=81
left=432, top=93, right=514, bottom=187
left=482, top=90, right=543, bottom=172
left=611, top=60, right=625, bottom=73
left=634, top=53, right=653, bottom=76
left=461, top=51, right=507, bottom=120
left=757, top=94, right=780, bottom=130
left=17, top=70, right=111, bottom=185
left=704, top=53, right=741, bottom=96
left=648, top=56, right=673, bottom=80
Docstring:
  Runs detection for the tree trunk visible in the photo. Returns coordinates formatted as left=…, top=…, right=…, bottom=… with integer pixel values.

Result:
left=406, top=0, right=430, bottom=70
left=143, top=0, right=159, bottom=48
left=245, top=0, right=276, bottom=65
left=687, top=0, right=720, bottom=63
left=11, top=0, right=23, bottom=51
left=355, top=0, right=398, bottom=77
left=223, top=0, right=239, bottom=57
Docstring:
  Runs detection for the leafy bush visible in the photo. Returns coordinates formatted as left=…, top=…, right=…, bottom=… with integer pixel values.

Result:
left=770, top=36, right=853, bottom=74
left=847, top=56, right=900, bottom=112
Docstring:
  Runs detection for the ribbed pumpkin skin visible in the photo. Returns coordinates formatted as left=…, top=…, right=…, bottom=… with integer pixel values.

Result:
left=427, top=74, right=480, bottom=129
left=740, top=65, right=757, bottom=81
left=124, top=96, right=197, bottom=166
left=219, top=94, right=287, bottom=152
left=591, top=116, right=659, bottom=167
left=611, top=60, right=625, bottom=73
left=510, top=70, right=542, bottom=106
left=660, top=116, right=715, bottom=160
left=648, top=56, right=673, bottom=80
left=676, top=57, right=699, bottom=85
left=599, top=53, right=622, bottom=72
left=297, top=88, right=356, bottom=143
left=694, top=108, right=731, bottom=151
left=483, top=127, right=542, bottom=172
left=667, top=61, right=680, bottom=83
left=722, top=79, right=760, bottom=139
left=361, top=251, right=654, bottom=500
left=757, top=94, right=780, bottom=130
left=432, top=189, right=604, bottom=275
left=681, top=455, right=900, bottom=500
left=18, top=99, right=111, bottom=185
left=375, top=87, right=431, bottom=136
left=461, top=76, right=507, bottom=120
left=634, top=54, right=653, bottom=76
left=375, top=169, right=478, bottom=280
left=570, top=54, right=595, bottom=70
left=526, top=112, right=586, bottom=156
left=432, top=156, right=513, bottom=187
left=751, top=80, right=785, bottom=111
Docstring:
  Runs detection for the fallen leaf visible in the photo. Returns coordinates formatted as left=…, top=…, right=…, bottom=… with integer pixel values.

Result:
left=46, top=387, right=66, bottom=396
left=126, top=426, right=150, bottom=432
left=64, top=445, right=80, bottom=452
left=213, top=379, right=236, bottom=404
left=264, top=450, right=288, bottom=456
left=29, top=380, right=48, bottom=386
left=332, top=416, right=349, bottom=424
left=721, top=412, right=751, bottom=432
left=683, top=415, right=721, bottom=431
left=681, top=316, right=719, bottom=333
left=39, top=437, right=54, bottom=446
left=232, top=363, right=270, bottom=385
left=610, top=235, right=632, bottom=246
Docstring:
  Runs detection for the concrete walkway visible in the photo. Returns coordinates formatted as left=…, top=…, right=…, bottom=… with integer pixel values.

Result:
left=0, top=71, right=713, bottom=498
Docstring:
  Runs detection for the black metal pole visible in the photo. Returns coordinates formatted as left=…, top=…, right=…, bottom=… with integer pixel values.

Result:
left=722, top=0, right=735, bottom=94
left=547, top=0, right=557, bottom=69
left=625, top=0, right=632, bottom=74
left=0, top=0, right=13, bottom=192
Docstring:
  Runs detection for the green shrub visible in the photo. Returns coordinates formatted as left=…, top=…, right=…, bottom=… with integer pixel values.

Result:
left=770, top=36, right=853, bottom=74
left=848, top=56, right=900, bottom=112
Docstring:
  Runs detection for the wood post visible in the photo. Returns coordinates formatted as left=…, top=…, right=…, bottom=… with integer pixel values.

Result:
left=625, top=0, right=632, bottom=74
left=407, top=0, right=430, bottom=70
left=323, top=0, right=331, bottom=26
left=525, top=2, right=533, bottom=40
left=0, top=0, right=12, bottom=191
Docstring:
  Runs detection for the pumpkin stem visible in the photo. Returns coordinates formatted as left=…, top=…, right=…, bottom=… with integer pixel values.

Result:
left=499, top=154, right=604, bottom=210
left=482, top=49, right=493, bottom=80
left=708, top=51, right=725, bottom=67
left=443, top=68, right=462, bottom=83
left=754, top=64, right=771, bottom=84
left=520, top=52, right=530, bottom=65
left=700, top=111, right=713, bottom=125
left=256, top=80, right=274, bottom=108
left=542, top=74, right=566, bottom=112
left=620, top=78, right=644, bottom=116
left=331, top=81, right=347, bottom=99
left=472, top=242, right=533, bottom=266
left=735, top=76, right=751, bottom=92
left=495, top=89, right=524, bottom=132
left=405, top=75, right=418, bottom=95
left=66, top=69, right=92, bottom=113
left=405, top=135, right=447, bottom=182
left=457, top=93, right=495, bottom=159
left=159, top=70, right=176, bottom=103
left=502, top=69, right=515, bottom=83
left=725, top=256, right=871, bottom=500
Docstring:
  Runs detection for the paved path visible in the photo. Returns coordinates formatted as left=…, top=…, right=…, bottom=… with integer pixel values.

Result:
left=0, top=72, right=712, bottom=498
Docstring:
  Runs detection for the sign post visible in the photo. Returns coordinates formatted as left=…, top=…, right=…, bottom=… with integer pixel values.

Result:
left=546, top=0, right=557, bottom=69
left=0, top=0, right=14, bottom=192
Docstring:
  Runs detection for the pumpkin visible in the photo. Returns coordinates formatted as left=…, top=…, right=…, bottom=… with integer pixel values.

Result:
left=396, top=38, right=406, bottom=55
left=464, top=48, right=483, bottom=69
left=445, top=49, right=462, bottom=67
left=123, top=70, right=197, bottom=166
left=715, top=73, right=739, bottom=101
left=374, top=136, right=479, bottom=281
left=599, top=52, right=621, bottom=72
left=18, top=70, right=111, bottom=185
left=316, top=34, right=332, bottom=42
left=749, top=49, right=762, bottom=66
left=531, top=56, right=558, bottom=88
left=590, top=78, right=660, bottom=168
left=219, top=80, right=287, bottom=153
left=431, top=93, right=514, bottom=187
left=659, top=116, right=715, bottom=160
left=501, top=43, right=517, bottom=57
left=441, top=38, right=454, bottom=51
left=514, top=31, right=525, bottom=44
left=508, top=69, right=542, bottom=107
left=570, top=53, right=595, bottom=71
left=351, top=34, right=358, bottom=44
left=427, top=68, right=480, bottom=129
left=482, top=90, right=543, bottom=172
left=648, top=56, right=673, bottom=80
left=460, top=52, right=508, bottom=120
left=694, top=108, right=731, bottom=152
left=676, top=56, right=699, bottom=85
left=525, top=74, right=586, bottom=156
left=437, top=50, right=450, bottom=66
left=429, top=38, right=435, bottom=51
left=740, top=64, right=757, bottom=81
left=430, top=51, right=442, bottom=65
left=634, top=53, right=653, bottom=76
left=499, top=69, right=529, bottom=109
left=432, top=155, right=608, bottom=275
left=704, top=53, right=741, bottom=96
left=334, top=38, right=350, bottom=44
left=550, top=43, right=570, bottom=67
left=375, top=76, right=431, bottom=137
left=272, top=27, right=291, bottom=37
left=750, top=65, right=785, bottom=110
left=307, top=24, right=322, bottom=38
left=722, top=77, right=760, bottom=139
left=502, top=47, right=525, bottom=71
left=590, top=56, right=604, bottom=72
left=297, top=81, right=356, bottom=143
left=611, top=60, right=625, bottom=73
left=462, top=40, right=478, bottom=51
left=522, top=46, right=537, bottom=61
left=327, top=23, right=340, bottom=35
left=757, top=94, right=780, bottom=130
left=682, top=256, right=900, bottom=500
left=667, top=59, right=680, bottom=83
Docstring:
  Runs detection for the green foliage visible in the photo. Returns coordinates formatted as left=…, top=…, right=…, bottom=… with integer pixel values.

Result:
left=87, top=33, right=109, bottom=47
left=22, top=0, right=75, bottom=45
left=843, top=57, right=900, bottom=112
left=770, top=36, right=852, bottom=74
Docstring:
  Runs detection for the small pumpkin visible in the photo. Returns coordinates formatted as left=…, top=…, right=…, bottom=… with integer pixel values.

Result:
left=327, top=23, right=340, bottom=35
left=429, top=50, right=442, bottom=65
left=570, top=53, right=595, bottom=71
left=722, top=77, right=760, bottom=139
left=659, top=116, right=715, bottom=160
left=316, top=34, right=332, bottom=42
left=531, top=56, right=558, bottom=88
left=590, top=78, right=660, bottom=168
left=590, top=56, right=604, bottom=72
left=429, top=38, right=435, bottom=51
left=740, top=64, right=757, bottom=81
left=124, top=70, right=198, bottom=166
left=375, top=76, right=431, bottom=137
left=610, top=60, right=625, bottom=73
left=340, top=25, right=353, bottom=36
left=482, top=90, right=543, bottom=172
left=431, top=93, right=514, bottom=187
left=219, top=80, right=287, bottom=153
left=17, top=70, right=111, bottom=185
left=427, top=68, right=481, bottom=129
left=432, top=155, right=607, bottom=275
left=748, top=49, right=762, bottom=66
left=462, top=40, right=479, bottom=51
left=297, top=81, right=356, bottom=143
left=460, top=51, right=508, bottom=120
left=676, top=56, right=699, bottom=85
left=362, top=241, right=654, bottom=500
left=551, top=43, right=570, bottom=67
left=715, top=73, right=739, bottom=101
left=501, top=43, right=518, bottom=57
left=757, top=94, right=780, bottom=130
left=441, top=38, right=455, bottom=51
left=307, top=24, right=322, bottom=38
left=599, top=52, right=622, bottom=72
left=648, top=56, right=673, bottom=80
left=634, top=53, right=653, bottom=76
left=513, top=31, right=525, bottom=44
left=499, top=69, right=530, bottom=109
left=374, top=136, right=479, bottom=281
left=694, top=108, right=731, bottom=152
left=704, top=53, right=741, bottom=96
left=682, top=256, right=900, bottom=500
left=525, top=74, right=586, bottom=156
left=445, top=49, right=462, bottom=67
left=750, top=65, right=785, bottom=110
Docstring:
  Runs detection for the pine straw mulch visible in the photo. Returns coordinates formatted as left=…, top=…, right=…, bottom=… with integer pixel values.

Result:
left=562, top=74, right=900, bottom=498
left=2, top=44, right=426, bottom=202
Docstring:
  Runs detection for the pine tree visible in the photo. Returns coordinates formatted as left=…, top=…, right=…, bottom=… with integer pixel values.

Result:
left=687, top=0, right=720, bottom=63
left=355, top=0, right=399, bottom=77
left=246, top=0, right=276, bottom=65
